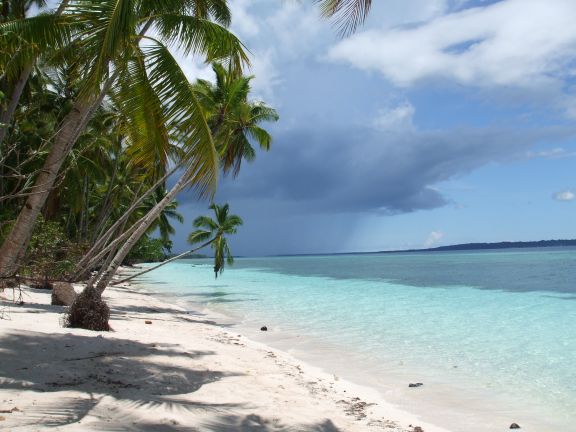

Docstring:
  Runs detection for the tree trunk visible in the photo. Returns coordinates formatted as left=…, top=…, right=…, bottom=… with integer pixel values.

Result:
left=0, top=101, right=93, bottom=277
left=112, top=239, right=214, bottom=285
left=78, top=175, right=89, bottom=242
left=0, top=64, right=33, bottom=145
left=91, top=151, right=120, bottom=243
left=73, top=219, right=142, bottom=282
left=0, top=71, right=114, bottom=278
left=78, top=197, right=134, bottom=284
left=72, top=164, right=179, bottom=276
left=93, top=173, right=191, bottom=293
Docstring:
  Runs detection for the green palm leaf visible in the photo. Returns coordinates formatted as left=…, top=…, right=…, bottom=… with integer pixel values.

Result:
left=152, top=14, right=248, bottom=71
left=317, top=0, right=372, bottom=36
left=141, top=40, right=219, bottom=197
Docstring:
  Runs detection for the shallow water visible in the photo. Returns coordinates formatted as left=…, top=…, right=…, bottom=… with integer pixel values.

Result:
left=134, top=248, right=576, bottom=431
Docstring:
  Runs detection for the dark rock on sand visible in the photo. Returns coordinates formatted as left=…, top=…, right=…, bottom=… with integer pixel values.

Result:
left=408, top=383, right=423, bottom=388
left=510, top=423, right=521, bottom=429
left=260, top=326, right=268, bottom=331
left=51, top=282, right=77, bottom=306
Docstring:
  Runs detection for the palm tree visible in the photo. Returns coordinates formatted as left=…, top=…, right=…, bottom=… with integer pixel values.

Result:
left=0, top=0, right=248, bottom=279
left=88, top=65, right=278, bottom=296
left=193, top=62, right=279, bottom=176
left=189, top=203, right=242, bottom=277
left=113, top=203, right=242, bottom=285
left=65, top=62, right=272, bottom=329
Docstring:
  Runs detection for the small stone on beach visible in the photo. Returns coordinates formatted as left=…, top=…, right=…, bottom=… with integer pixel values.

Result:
left=510, top=423, right=521, bottom=429
left=408, top=383, right=423, bottom=388
left=145, top=320, right=152, bottom=324
left=260, top=326, right=267, bottom=331
left=51, top=281, right=77, bottom=306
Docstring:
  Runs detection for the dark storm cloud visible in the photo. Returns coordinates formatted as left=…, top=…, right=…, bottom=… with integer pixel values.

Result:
left=178, top=125, right=576, bottom=215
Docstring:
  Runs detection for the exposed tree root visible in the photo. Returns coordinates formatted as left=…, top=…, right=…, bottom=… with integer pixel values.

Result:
left=65, top=287, right=110, bottom=331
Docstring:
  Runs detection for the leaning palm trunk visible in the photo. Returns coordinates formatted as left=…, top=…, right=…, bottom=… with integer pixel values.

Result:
left=71, top=164, right=180, bottom=278
left=112, top=239, right=214, bottom=285
left=0, top=100, right=97, bottom=277
left=92, top=173, right=192, bottom=294
left=84, top=245, right=118, bottom=291
left=0, top=12, right=153, bottom=278
left=0, top=74, right=114, bottom=278
left=90, top=154, right=122, bottom=243
left=0, top=64, right=33, bottom=145
left=74, top=223, right=139, bottom=281
left=73, top=205, right=144, bottom=282
left=66, top=173, right=194, bottom=331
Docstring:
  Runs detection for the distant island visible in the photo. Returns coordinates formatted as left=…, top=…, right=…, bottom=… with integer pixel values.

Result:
left=273, top=239, right=576, bottom=258
left=383, top=239, right=576, bottom=254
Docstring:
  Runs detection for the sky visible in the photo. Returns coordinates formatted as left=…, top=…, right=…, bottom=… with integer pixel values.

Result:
left=172, top=0, right=576, bottom=256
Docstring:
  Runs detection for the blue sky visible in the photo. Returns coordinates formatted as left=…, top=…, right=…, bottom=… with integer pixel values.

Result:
left=173, top=0, right=576, bottom=256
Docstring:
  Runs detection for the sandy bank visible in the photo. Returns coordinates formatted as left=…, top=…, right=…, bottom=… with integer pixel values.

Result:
left=0, top=281, right=451, bottom=431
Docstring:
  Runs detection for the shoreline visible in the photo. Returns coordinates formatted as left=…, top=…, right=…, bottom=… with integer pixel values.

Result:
left=125, top=262, right=571, bottom=432
left=0, top=277, right=450, bottom=432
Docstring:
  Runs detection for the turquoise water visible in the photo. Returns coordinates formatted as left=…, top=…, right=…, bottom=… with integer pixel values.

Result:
left=135, top=248, right=576, bottom=430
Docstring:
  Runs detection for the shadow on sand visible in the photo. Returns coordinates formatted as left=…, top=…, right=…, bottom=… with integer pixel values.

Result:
left=0, top=330, right=240, bottom=428
left=0, top=321, right=345, bottom=431
left=77, top=413, right=344, bottom=431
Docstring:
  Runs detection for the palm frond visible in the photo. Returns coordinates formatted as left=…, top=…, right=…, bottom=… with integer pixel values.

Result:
left=187, top=229, right=212, bottom=244
left=138, top=0, right=231, bottom=27
left=246, top=126, right=272, bottom=151
left=317, top=0, right=372, bottom=37
left=152, top=14, right=248, bottom=73
left=118, top=47, right=171, bottom=179
left=141, top=40, right=219, bottom=198
left=0, top=13, right=75, bottom=79
left=192, top=215, right=219, bottom=231
left=69, top=0, right=139, bottom=95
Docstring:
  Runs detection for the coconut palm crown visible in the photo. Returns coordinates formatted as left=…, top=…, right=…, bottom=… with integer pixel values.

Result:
left=192, top=62, right=279, bottom=177
left=188, top=202, right=242, bottom=277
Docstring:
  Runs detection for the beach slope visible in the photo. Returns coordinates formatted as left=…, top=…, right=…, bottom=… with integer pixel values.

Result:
left=0, top=283, right=449, bottom=431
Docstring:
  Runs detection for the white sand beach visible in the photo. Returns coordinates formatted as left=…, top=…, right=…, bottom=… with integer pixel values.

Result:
left=0, top=278, right=452, bottom=432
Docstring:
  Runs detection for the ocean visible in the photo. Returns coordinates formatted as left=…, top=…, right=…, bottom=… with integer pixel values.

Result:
left=133, top=247, right=576, bottom=431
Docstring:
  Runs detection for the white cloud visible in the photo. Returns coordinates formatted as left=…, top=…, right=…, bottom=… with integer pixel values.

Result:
left=553, top=190, right=575, bottom=201
left=176, top=59, right=215, bottom=82
left=374, top=0, right=450, bottom=27
left=327, top=0, right=576, bottom=90
left=526, top=147, right=576, bottom=159
left=425, top=230, right=445, bottom=248
left=373, top=100, right=415, bottom=131
left=249, top=49, right=282, bottom=103
left=230, top=0, right=260, bottom=38
left=266, top=1, right=328, bottom=59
